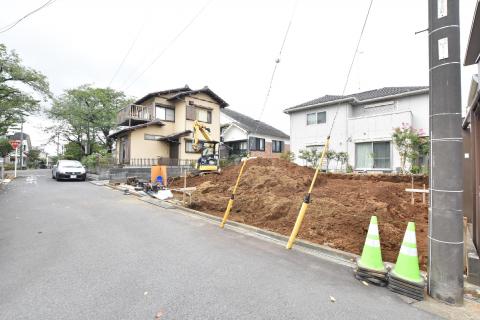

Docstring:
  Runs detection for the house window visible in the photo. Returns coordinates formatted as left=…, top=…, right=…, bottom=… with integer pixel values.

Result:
left=196, top=108, right=212, bottom=123
left=185, top=139, right=200, bottom=153
left=307, top=113, right=317, bottom=125
left=228, top=141, right=248, bottom=156
left=186, top=105, right=212, bottom=123
left=355, top=141, right=391, bottom=169
left=144, top=134, right=162, bottom=141
left=249, top=137, right=265, bottom=151
left=306, top=111, right=327, bottom=125
left=155, top=105, right=175, bottom=121
left=306, top=144, right=324, bottom=152
left=272, top=140, right=284, bottom=153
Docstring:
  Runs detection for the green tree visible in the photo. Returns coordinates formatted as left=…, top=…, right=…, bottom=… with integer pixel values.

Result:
left=63, top=141, right=84, bottom=160
left=26, top=148, right=41, bottom=168
left=0, top=43, right=50, bottom=135
left=325, top=150, right=336, bottom=172
left=334, top=151, right=349, bottom=172
left=299, top=148, right=326, bottom=168
left=48, top=85, right=132, bottom=157
left=392, top=124, right=429, bottom=174
left=0, top=137, right=13, bottom=157
left=279, top=151, right=295, bottom=162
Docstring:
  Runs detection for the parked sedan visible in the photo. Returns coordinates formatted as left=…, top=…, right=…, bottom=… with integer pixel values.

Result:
left=52, top=160, right=87, bottom=181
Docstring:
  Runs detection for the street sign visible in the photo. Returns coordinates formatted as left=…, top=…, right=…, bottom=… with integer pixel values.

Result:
left=9, top=140, right=20, bottom=149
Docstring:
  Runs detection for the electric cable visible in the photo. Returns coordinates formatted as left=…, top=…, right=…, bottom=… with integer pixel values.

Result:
left=253, top=0, right=299, bottom=135
left=122, top=0, right=214, bottom=91
left=0, top=0, right=57, bottom=34
left=108, top=22, right=146, bottom=87
left=328, top=0, right=374, bottom=137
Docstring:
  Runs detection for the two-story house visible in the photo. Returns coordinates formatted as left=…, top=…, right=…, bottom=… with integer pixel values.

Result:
left=220, top=108, right=290, bottom=159
left=284, top=87, right=429, bottom=171
left=109, top=85, right=228, bottom=165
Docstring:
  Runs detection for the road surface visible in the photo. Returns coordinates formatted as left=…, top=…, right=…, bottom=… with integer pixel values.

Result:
left=0, top=170, right=439, bottom=319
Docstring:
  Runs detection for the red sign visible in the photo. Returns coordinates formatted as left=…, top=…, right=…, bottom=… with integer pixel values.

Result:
left=9, top=140, right=21, bottom=149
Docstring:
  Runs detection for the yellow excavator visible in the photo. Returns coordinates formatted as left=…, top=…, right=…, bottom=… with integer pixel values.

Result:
left=192, top=120, right=220, bottom=174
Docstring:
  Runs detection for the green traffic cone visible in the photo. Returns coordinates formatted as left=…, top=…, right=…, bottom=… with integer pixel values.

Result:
left=357, top=216, right=386, bottom=273
left=390, top=222, right=423, bottom=285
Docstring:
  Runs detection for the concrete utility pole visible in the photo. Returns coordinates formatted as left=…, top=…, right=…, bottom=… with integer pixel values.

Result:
left=428, top=0, right=464, bottom=305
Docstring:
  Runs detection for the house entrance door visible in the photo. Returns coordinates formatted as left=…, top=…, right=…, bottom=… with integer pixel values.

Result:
left=169, top=141, right=179, bottom=161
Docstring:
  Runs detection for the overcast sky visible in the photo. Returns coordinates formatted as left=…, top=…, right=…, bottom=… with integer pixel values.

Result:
left=1, top=0, right=478, bottom=154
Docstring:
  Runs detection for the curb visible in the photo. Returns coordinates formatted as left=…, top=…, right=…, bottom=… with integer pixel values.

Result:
left=100, top=182, right=359, bottom=267
left=100, top=183, right=480, bottom=290
left=161, top=199, right=358, bottom=268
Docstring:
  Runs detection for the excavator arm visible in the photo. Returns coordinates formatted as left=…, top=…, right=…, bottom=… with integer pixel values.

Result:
left=192, top=120, right=213, bottom=151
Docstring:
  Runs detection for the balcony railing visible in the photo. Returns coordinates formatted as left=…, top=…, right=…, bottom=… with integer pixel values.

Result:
left=117, top=104, right=154, bottom=126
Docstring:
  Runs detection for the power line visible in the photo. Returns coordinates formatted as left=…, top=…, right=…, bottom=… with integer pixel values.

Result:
left=328, top=0, right=374, bottom=137
left=254, top=0, right=299, bottom=134
left=122, top=0, right=214, bottom=91
left=108, top=22, right=146, bottom=87
left=0, top=0, right=57, bottom=34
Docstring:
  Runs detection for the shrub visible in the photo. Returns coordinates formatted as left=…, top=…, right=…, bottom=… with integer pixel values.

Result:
left=280, top=151, right=295, bottom=162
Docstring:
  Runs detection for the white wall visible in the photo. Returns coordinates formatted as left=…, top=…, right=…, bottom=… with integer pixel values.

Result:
left=289, top=93, right=429, bottom=170
left=222, top=124, right=247, bottom=142
left=289, top=103, right=349, bottom=164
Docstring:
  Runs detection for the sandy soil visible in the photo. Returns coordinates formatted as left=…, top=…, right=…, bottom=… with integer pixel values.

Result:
left=170, top=158, right=429, bottom=269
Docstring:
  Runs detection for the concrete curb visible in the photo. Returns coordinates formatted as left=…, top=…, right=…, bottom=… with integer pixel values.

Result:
left=159, top=199, right=358, bottom=268
left=102, top=182, right=359, bottom=267
left=101, top=183, right=480, bottom=295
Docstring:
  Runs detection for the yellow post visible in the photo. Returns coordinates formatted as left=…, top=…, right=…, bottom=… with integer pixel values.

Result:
left=286, top=137, right=330, bottom=249
left=220, top=157, right=249, bottom=228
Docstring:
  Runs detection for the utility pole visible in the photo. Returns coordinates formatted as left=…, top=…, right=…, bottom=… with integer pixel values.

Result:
left=428, top=0, right=464, bottom=305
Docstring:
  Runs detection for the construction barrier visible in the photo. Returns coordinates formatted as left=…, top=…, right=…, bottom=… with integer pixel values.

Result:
left=354, top=216, right=387, bottom=286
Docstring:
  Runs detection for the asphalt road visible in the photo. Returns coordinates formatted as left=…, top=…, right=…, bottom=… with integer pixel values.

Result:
left=0, top=170, right=439, bottom=319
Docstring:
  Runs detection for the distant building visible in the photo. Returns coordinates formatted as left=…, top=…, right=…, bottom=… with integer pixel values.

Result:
left=284, top=87, right=429, bottom=172
left=6, top=132, right=32, bottom=168
left=109, top=85, right=228, bottom=165
left=220, top=108, right=290, bottom=159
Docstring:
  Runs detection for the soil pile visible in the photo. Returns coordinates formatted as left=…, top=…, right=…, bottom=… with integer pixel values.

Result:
left=171, top=158, right=429, bottom=269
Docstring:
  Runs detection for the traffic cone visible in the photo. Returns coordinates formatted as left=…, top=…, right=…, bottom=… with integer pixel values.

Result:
left=354, top=216, right=387, bottom=286
left=388, top=222, right=425, bottom=300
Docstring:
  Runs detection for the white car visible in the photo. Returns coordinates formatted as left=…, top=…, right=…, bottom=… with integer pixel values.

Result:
left=52, top=160, right=87, bottom=181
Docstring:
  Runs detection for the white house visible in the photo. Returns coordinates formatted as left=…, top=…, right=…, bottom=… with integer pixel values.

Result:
left=284, top=87, right=429, bottom=172
left=220, top=108, right=290, bottom=158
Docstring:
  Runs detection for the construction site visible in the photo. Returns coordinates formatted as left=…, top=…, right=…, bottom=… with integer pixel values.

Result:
left=170, top=158, right=430, bottom=269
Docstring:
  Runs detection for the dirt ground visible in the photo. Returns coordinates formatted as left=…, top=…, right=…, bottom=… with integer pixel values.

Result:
left=170, top=158, right=429, bottom=270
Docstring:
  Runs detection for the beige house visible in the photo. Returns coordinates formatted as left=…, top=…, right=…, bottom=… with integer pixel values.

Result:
left=109, top=86, right=228, bottom=165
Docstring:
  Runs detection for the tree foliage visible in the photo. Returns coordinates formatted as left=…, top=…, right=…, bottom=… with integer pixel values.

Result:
left=26, top=148, right=41, bottom=168
left=0, top=137, right=13, bottom=157
left=334, top=151, right=349, bottom=171
left=299, top=148, right=325, bottom=168
left=392, top=123, right=429, bottom=174
left=279, top=151, right=295, bottom=162
left=0, top=43, right=50, bottom=135
left=48, top=85, right=133, bottom=157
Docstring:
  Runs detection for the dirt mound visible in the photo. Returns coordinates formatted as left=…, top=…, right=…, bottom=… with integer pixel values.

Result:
left=171, top=158, right=429, bottom=269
